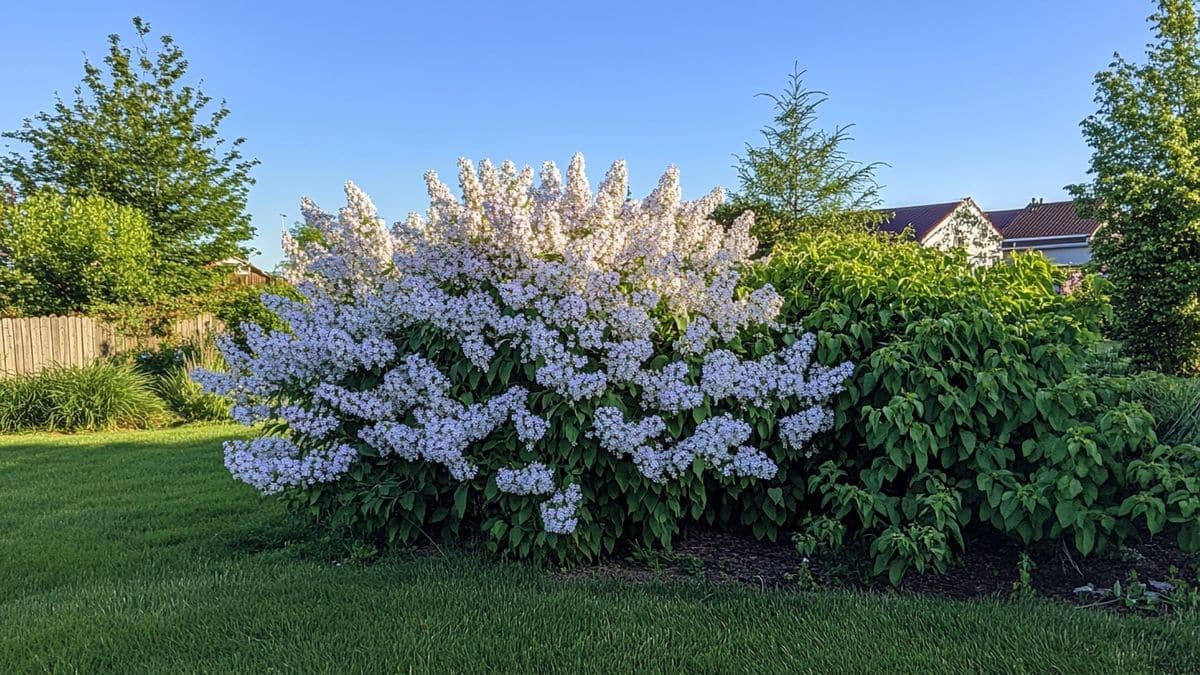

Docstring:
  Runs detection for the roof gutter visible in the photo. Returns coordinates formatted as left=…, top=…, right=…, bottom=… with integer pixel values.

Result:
left=1003, top=233, right=1093, bottom=243
left=1003, top=242, right=1090, bottom=251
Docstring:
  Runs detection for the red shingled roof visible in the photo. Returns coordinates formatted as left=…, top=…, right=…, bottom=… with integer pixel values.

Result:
left=876, top=201, right=962, bottom=241
left=991, top=201, right=1100, bottom=239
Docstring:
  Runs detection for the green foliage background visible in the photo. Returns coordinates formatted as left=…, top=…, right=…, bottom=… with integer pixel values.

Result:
left=0, top=192, right=155, bottom=315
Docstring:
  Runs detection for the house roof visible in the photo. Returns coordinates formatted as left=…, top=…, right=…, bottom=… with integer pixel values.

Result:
left=991, top=200, right=1100, bottom=239
left=215, top=257, right=274, bottom=280
left=986, top=208, right=1024, bottom=233
left=876, top=201, right=963, bottom=241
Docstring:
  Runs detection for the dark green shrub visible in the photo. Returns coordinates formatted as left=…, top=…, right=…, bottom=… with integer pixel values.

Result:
left=0, top=362, right=167, bottom=432
left=115, top=334, right=219, bottom=377
left=748, top=230, right=1200, bottom=582
left=111, top=341, right=192, bottom=378
left=210, top=280, right=299, bottom=348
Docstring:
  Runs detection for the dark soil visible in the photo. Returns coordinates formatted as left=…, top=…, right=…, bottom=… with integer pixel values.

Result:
left=563, top=527, right=1199, bottom=610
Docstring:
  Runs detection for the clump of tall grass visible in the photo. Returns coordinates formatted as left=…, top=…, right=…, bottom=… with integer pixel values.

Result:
left=152, top=345, right=230, bottom=423
left=0, top=376, right=52, bottom=432
left=1132, top=373, right=1200, bottom=446
left=0, top=362, right=167, bottom=432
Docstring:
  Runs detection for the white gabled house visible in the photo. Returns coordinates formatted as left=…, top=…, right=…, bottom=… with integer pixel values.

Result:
left=876, top=198, right=1004, bottom=266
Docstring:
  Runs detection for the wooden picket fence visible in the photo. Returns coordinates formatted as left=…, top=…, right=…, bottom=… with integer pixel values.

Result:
left=0, top=313, right=225, bottom=377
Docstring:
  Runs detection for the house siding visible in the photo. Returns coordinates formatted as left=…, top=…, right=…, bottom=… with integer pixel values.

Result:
left=1004, top=238, right=1092, bottom=265
left=920, top=202, right=1004, bottom=266
left=1042, top=245, right=1091, bottom=265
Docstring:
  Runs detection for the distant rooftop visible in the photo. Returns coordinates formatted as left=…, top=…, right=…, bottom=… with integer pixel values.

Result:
left=991, top=199, right=1101, bottom=239
left=986, top=208, right=1024, bottom=234
left=874, top=197, right=1101, bottom=243
left=875, top=201, right=963, bottom=241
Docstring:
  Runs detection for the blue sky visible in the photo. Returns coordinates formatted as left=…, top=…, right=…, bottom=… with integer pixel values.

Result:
left=2, top=1, right=1151, bottom=269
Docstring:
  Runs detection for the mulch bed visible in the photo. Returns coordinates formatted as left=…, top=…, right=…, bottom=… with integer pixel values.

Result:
left=562, top=527, right=1198, bottom=609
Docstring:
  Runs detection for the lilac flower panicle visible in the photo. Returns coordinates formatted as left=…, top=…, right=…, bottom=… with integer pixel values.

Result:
left=495, top=463, right=555, bottom=496
left=278, top=404, right=340, bottom=439
left=540, top=483, right=583, bottom=534
left=780, top=406, right=836, bottom=459
left=727, top=446, right=779, bottom=480
left=513, top=409, right=550, bottom=446
left=223, top=437, right=356, bottom=495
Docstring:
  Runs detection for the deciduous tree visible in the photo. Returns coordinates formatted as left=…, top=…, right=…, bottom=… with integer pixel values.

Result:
left=1069, top=0, right=1200, bottom=374
left=0, top=192, right=155, bottom=314
left=0, top=17, right=258, bottom=295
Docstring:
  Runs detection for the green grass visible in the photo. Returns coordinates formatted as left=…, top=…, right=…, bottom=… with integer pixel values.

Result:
left=2, top=427, right=1199, bottom=672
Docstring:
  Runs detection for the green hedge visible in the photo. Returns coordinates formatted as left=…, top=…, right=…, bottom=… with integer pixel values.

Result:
left=745, top=230, right=1199, bottom=582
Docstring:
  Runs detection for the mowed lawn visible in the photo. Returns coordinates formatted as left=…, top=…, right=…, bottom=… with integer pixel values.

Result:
left=2, top=427, right=1199, bottom=672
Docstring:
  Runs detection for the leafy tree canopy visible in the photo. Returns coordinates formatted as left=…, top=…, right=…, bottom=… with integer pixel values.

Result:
left=0, top=17, right=258, bottom=295
left=1069, top=0, right=1200, bottom=374
left=0, top=191, right=156, bottom=315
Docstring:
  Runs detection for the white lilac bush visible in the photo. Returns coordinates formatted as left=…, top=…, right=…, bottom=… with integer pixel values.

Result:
left=198, top=154, right=853, bottom=557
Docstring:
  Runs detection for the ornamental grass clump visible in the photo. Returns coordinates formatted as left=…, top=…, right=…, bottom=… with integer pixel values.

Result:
left=0, top=362, right=166, bottom=432
left=198, top=155, right=853, bottom=558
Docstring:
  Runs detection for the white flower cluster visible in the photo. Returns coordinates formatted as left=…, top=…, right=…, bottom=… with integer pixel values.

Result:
left=278, top=404, right=340, bottom=439
left=699, top=334, right=855, bottom=407
left=540, top=483, right=583, bottom=534
left=200, top=154, right=854, bottom=537
left=223, top=437, right=357, bottom=495
left=495, top=462, right=556, bottom=496
left=779, top=406, right=836, bottom=459
left=591, top=409, right=778, bottom=482
left=357, top=386, right=534, bottom=481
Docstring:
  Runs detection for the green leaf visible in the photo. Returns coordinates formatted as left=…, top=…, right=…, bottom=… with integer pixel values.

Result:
left=452, top=485, right=469, bottom=519
left=961, top=430, right=977, bottom=456
left=1179, top=520, right=1200, bottom=553
left=1055, top=501, right=1078, bottom=528
left=1076, top=522, right=1096, bottom=556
